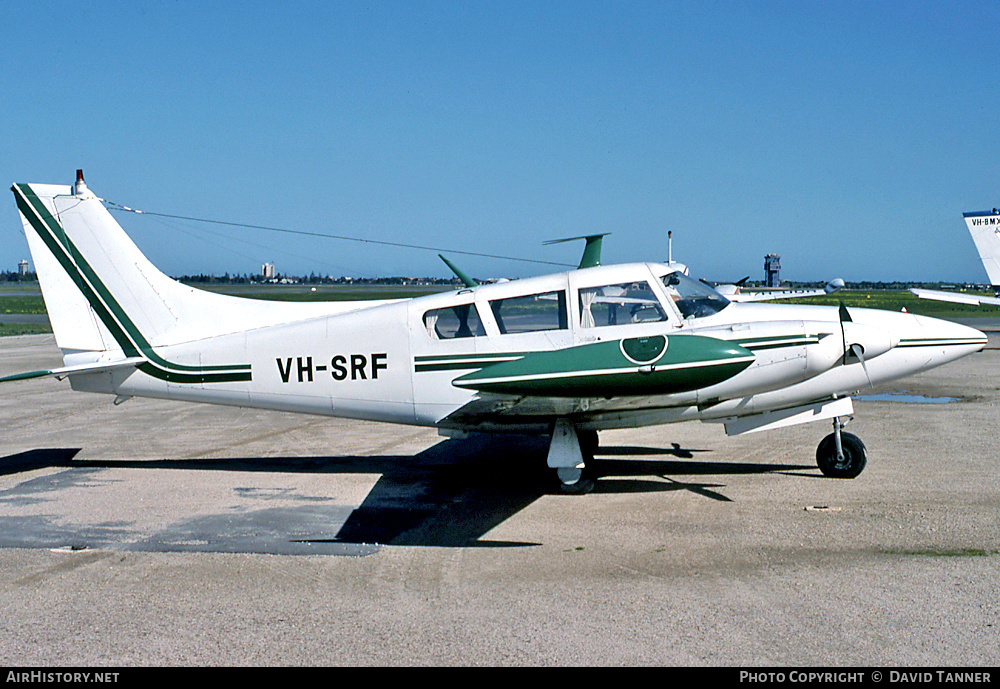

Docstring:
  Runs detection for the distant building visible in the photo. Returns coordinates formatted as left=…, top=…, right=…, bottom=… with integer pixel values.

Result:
left=18, top=259, right=29, bottom=276
left=764, top=254, right=780, bottom=288
left=262, top=262, right=275, bottom=279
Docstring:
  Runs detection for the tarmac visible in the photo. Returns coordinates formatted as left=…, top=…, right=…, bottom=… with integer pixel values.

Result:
left=0, top=333, right=998, bottom=666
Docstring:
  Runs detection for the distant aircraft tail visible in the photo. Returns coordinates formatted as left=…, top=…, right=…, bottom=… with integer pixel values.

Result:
left=964, top=210, right=1000, bottom=295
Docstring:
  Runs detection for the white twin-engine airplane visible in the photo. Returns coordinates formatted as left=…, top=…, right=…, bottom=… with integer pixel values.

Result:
left=6, top=172, right=988, bottom=493
left=910, top=209, right=1000, bottom=307
left=713, top=277, right=846, bottom=302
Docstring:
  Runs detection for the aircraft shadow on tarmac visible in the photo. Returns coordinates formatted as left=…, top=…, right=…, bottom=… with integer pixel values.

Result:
left=0, top=437, right=812, bottom=550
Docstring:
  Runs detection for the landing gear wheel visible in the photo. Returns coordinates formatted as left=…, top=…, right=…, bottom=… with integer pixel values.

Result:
left=553, top=466, right=596, bottom=495
left=816, top=431, right=867, bottom=478
left=546, top=420, right=598, bottom=494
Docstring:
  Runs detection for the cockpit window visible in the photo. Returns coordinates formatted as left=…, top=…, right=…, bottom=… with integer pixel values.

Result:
left=489, top=291, right=568, bottom=334
left=579, top=281, right=667, bottom=327
left=660, top=271, right=730, bottom=319
left=424, top=303, right=486, bottom=339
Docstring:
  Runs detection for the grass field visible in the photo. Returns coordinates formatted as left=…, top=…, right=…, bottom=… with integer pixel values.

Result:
left=194, top=283, right=453, bottom=302
left=780, top=290, right=1000, bottom=319
left=0, top=323, right=52, bottom=337
left=2, top=282, right=997, bottom=338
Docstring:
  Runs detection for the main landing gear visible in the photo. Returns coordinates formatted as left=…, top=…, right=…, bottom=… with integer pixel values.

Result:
left=547, top=420, right=598, bottom=494
left=816, top=416, right=867, bottom=478
left=546, top=415, right=867, bottom=492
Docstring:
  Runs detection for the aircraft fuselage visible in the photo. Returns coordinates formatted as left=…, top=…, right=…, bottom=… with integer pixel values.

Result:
left=67, top=262, right=985, bottom=435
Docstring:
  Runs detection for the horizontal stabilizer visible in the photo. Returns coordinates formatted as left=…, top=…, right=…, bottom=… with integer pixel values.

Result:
left=0, top=357, right=145, bottom=384
left=543, top=234, right=610, bottom=269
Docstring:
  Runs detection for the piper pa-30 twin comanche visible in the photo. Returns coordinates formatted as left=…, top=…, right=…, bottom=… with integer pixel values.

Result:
left=6, top=172, right=988, bottom=493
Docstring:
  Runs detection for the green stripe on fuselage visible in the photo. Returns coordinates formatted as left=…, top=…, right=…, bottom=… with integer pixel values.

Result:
left=734, top=334, right=821, bottom=351
left=414, top=351, right=529, bottom=373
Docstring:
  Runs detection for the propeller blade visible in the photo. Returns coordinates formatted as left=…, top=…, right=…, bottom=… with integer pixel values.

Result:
left=839, top=301, right=850, bottom=364
left=838, top=301, right=871, bottom=386
left=839, top=301, right=852, bottom=323
left=850, top=343, right=874, bottom=388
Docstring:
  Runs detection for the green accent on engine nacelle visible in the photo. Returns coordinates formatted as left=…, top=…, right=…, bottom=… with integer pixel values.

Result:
left=452, top=334, right=754, bottom=397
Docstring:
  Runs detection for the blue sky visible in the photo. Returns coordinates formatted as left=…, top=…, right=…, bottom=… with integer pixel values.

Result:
left=2, top=1, right=998, bottom=283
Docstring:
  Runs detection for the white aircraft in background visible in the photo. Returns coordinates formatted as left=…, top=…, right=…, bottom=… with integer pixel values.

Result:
left=911, top=209, right=1000, bottom=307
left=712, top=277, right=846, bottom=303
left=4, top=172, right=987, bottom=493
left=660, top=231, right=846, bottom=302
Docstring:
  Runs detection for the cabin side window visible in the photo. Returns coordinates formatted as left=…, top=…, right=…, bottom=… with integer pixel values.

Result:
left=489, top=291, right=568, bottom=334
left=579, top=281, right=667, bottom=328
left=423, top=303, right=486, bottom=339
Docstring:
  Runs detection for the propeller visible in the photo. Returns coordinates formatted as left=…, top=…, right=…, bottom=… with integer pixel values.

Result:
left=839, top=301, right=873, bottom=388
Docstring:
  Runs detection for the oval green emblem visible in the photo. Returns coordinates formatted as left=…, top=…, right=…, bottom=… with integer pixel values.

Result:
left=620, top=335, right=667, bottom=363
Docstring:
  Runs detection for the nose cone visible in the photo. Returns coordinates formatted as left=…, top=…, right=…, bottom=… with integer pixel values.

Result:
left=897, top=315, right=988, bottom=367
left=833, top=307, right=986, bottom=385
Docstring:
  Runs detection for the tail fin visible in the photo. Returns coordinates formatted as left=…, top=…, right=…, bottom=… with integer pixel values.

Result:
left=13, top=174, right=128, bottom=354
left=964, top=210, right=1000, bottom=294
left=12, top=171, right=357, bottom=362
left=13, top=171, right=220, bottom=359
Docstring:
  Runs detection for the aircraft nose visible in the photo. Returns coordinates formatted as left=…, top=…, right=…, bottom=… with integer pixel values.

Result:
left=901, top=315, right=988, bottom=365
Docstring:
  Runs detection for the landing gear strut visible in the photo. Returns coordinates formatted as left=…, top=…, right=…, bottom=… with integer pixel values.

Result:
left=816, top=416, right=867, bottom=478
left=547, top=420, right=597, bottom=494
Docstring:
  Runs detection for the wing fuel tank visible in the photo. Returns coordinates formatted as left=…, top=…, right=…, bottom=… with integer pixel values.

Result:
left=452, top=335, right=754, bottom=397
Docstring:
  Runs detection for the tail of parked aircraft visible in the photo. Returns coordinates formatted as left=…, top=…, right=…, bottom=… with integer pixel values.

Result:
left=11, top=171, right=377, bottom=364
left=13, top=171, right=196, bottom=356
left=964, top=210, right=1000, bottom=295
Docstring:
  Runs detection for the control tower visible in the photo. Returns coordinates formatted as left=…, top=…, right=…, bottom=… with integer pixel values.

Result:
left=764, top=254, right=781, bottom=288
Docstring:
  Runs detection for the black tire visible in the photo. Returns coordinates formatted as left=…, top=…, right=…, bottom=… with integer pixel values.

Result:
left=816, top=431, right=867, bottom=478
left=551, top=466, right=596, bottom=495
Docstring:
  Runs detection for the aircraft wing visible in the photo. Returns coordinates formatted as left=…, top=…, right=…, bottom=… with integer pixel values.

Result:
left=0, top=357, right=145, bottom=383
left=718, top=279, right=845, bottom=302
left=727, top=288, right=828, bottom=302
left=909, top=288, right=1000, bottom=308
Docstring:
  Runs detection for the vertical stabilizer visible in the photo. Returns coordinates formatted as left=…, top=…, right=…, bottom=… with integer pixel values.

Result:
left=13, top=177, right=115, bottom=354
left=964, top=210, right=1000, bottom=293
left=12, top=172, right=395, bottom=370
left=13, top=171, right=195, bottom=356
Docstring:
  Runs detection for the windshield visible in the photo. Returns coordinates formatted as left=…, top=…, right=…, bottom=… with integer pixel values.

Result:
left=660, top=271, right=731, bottom=319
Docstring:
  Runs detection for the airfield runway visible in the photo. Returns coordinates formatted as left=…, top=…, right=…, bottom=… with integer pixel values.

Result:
left=1, top=333, right=998, bottom=666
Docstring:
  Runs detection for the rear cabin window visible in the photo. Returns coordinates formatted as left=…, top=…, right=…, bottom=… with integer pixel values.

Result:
left=489, top=291, right=568, bottom=334
left=423, top=303, right=486, bottom=339
left=579, top=281, right=667, bottom=327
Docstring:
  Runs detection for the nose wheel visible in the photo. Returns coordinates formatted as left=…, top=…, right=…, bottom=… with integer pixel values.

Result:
left=816, top=417, right=867, bottom=478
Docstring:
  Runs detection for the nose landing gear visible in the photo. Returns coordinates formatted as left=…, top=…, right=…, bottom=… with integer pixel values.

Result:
left=816, top=416, right=867, bottom=478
